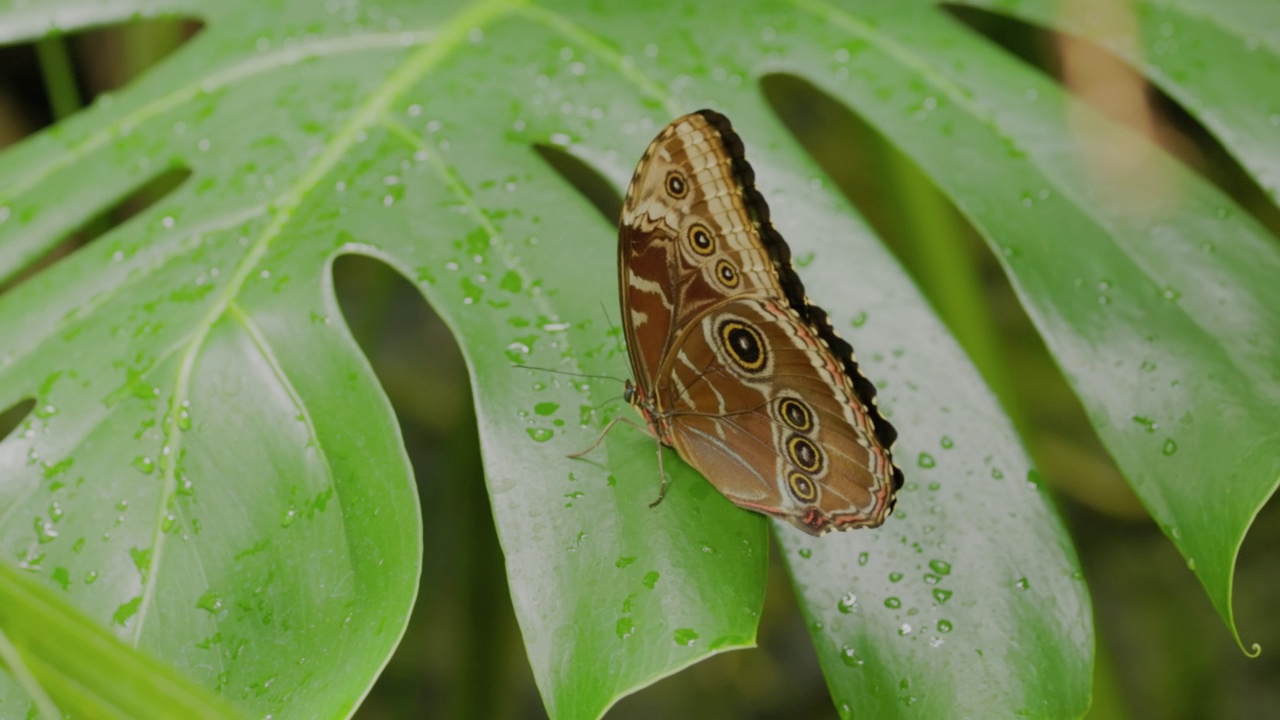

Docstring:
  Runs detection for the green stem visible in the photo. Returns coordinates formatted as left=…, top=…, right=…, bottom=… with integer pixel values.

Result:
left=35, top=35, right=82, bottom=120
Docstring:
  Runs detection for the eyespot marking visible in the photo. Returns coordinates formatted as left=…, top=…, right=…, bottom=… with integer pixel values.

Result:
left=788, top=471, right=817, bottom=502
left=715, top=258, right=738, bottom=287
left=788, top=434, right=822, bottom=473
left=689, top=223, right=715, bottom=255
left=778, top=398, right=812, bottom=432
left=665, top=171, right=688, bottom=198
left=717, top=319, right=766, bottom=373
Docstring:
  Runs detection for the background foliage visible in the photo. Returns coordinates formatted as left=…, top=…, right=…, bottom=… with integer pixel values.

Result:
left=0, top=1, right=1276, bottom=718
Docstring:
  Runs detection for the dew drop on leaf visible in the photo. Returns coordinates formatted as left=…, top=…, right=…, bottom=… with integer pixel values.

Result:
left=673, top=628, right=699, bottom=646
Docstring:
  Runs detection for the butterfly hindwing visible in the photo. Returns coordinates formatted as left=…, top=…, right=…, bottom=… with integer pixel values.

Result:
left=662, top=297, right=896, bottom=533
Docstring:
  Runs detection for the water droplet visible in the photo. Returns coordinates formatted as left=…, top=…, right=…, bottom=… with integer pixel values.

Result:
left=526, top=427, right=553, bottom=442
left=197, top=590, right=224, bottom=614
left=534, top=402, right=559, bottom=416
left=133, top=456, right=155, bottom=474
left=929, top=559, right=952, bottom=575
left=798, top=547, right=812, bottom=559
left=642, top=571, right=659, bottom=589
left=840, top=644, right=863, bottom=667
left=1131, top=415, right=1158, bottom=433
left=673, top=628, right=699, bottom=646
left=1162, top=438, right=1178, bottom=455
left=940, top=436, right=953, bottom=449
left=837, top=592, right=857, bottom=614
left=937, top=619, right=953, bottom=633
left=917, top=453, right=935, bottom=469
left=281, top=508, right=297, bottom=527
left=889, top=572, right=903, bottom=583
left=850, top=311, right=868, bottom=327
left=1015, top=577, right=1030, bottom=590
left=932, top=588, right=952, bottom=604
left=898, top=623, right=912, bottom=636
left=1186, top=557, right=1197, bottom=571
left=991, top=468, right=1004, bottom=480
left=615, top=556, right=637, bottom=568
left=857, top=552, right=869, bottom=566
left=616, top=617, right=635, bottom=639
left=884, top=596, right=902, bottom=609
left=84, top=570, right=98, bottom=584
left=34, top=517, right=58, bottom=543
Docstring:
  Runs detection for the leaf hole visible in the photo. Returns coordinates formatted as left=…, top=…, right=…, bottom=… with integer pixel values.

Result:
left=533, top=144, right=623, bottom=224
left=331, top=252, right=534, bottom=715
left=0, top=397, right=35, bottom=444
left=944, top=3, right=1280, bottom=240
left=0, top=166, right=192, bottom=297
left=0, top=17, right=204, bottom=137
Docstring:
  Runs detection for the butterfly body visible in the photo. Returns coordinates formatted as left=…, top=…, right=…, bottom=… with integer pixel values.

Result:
left=616, top=110, right=903, bottom=536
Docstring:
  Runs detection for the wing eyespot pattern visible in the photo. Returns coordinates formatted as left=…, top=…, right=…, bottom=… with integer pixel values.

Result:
left=714, top=259, right=738, bottom=287
left=777, top=397, right=812, bottom=432
left=717, top=319, right=767, bottom=374
left=787, top=434, right=823, bottom=473
left=688, top=223, right=715, bottom=255
left=787, top=471, right=818, bottom=502
left=665, top=171, right=688, bottom=198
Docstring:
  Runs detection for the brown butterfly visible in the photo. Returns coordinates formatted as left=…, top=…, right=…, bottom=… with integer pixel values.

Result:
left=575, top=110, right=903, bottom=535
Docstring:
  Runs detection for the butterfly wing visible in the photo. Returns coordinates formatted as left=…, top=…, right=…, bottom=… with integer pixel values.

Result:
left=618, top=109, right=902, bottom=534
left=618, top=111, right=790, bottom=396
left=662, top=296, right=901, bottom=534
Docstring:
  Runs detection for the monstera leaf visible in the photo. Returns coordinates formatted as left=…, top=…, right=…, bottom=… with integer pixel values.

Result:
left=0, top=0, right=1275, bottom=718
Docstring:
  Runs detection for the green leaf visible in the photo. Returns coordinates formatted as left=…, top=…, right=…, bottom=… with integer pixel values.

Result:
left=0, top=560, right=243, bottom=720
left=4, top=0, right=1272, bottom=717
left=887, top=0, right=1280, bottom=653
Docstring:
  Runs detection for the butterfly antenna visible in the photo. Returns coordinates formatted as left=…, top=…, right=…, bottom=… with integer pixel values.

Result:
left=511, top=363, right=626, bottom=385
left=599, top=301, right=618, bottom=335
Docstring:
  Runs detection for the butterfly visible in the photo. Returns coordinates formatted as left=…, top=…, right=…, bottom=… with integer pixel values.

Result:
left=575, top=110, right=903, bottom=535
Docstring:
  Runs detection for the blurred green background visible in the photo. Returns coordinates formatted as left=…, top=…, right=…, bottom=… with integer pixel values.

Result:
left=0, top=7, right=1275, bottom=719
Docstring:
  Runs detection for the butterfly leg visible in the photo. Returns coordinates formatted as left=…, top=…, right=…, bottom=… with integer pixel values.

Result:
left=648, top=442, right=670, bottom=508
left=567, top=415, right=649, bottom=459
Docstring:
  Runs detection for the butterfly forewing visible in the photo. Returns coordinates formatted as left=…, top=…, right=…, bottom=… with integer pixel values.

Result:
left=617, top=109, right=903, bottom=535
left=619, top=113, right=784, bottom=395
